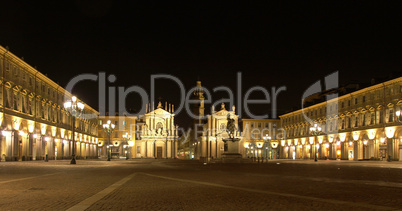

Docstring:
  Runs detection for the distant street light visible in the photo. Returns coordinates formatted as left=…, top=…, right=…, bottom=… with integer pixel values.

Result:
left=64, top=96, right=85, bottom=164
left=263, top=134, right=271, bottom=162
left=310, top=123, right=322, bottom=162
left=103, top=120, right=115, bottom=161
left=123, top=132, right=131, bottom=160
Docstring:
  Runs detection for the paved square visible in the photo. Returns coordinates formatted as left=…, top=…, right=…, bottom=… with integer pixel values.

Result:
left=0, top=159, right=401, bottom=210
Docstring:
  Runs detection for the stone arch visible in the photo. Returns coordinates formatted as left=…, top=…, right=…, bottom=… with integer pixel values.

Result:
left=395, top=127, right=402, bottom=139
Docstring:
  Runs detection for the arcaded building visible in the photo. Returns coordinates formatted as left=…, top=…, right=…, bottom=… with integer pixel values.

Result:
left=280, top=77, right=402, bottom=161
left=0, top=46, right=99, bottom=161
left=241, top=119, right=282, bottom=159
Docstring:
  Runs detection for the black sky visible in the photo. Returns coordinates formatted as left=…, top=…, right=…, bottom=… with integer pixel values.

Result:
left=1, top=1, right=402, bottom=127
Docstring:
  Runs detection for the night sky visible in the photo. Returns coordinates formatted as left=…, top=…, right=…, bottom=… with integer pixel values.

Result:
left=1, top=1, right=402, bottom=127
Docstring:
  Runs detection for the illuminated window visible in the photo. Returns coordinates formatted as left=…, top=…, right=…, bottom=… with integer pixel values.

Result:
left=389, top=109, right=394, bottom=122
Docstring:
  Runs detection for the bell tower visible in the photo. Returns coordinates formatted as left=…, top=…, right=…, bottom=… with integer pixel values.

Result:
left=193, top=81, right=205, bottom=124
left=188, top=80, right=206, bottom=144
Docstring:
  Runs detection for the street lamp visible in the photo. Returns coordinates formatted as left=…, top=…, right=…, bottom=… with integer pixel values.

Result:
left=103, top=120, right=115, bottom=161
left=123, top=132, right=131, bottom=160
left=263, top=134, right=271, bottom=162
left=64, top=96, right=85, bottom=164
left=310, top=123, right=322, bottom=162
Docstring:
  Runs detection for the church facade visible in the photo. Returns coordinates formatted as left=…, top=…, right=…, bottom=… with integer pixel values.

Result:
left=98, top=101, right=179, bottom=159
left=193, top=102, right=242, bottom=161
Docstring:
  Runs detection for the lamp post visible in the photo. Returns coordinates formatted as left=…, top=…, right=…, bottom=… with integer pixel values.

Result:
left=123, top=132, right=131, bottom=160
left=263, top=134, right=271, bottom=162
left=310, top=123, right=322, bottom=162
left=103, top=120, right=115, bottom=161
left=64, top=96, right=85, bottom=164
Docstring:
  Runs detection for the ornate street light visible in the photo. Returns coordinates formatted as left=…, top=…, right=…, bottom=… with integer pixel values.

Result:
left=309, top=123, right=322, bottom=162
left=123, top=132, right=132, bottom=160
left=263, top=134, right=271, bottom=162
left=64, top=96, right=85, bottom=164
left=103, top=120, right=115, bottom=161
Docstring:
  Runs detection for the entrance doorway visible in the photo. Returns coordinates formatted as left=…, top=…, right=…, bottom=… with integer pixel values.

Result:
left=157, top=147, right=162, bottom=158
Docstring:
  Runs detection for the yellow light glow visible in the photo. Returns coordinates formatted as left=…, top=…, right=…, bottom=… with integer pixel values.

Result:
left=244, top=143, right=249, bottom=148
left=328, top=135, right=334, bottom=143
left=281, top=140, right=285, bottom=147
left=294, top=139, right=298, bottom=145
left=271, top=141, right=279, bottom=148
left=306, top=145, right=311, bottom=149
left=368, top=129, right=376, bottom=140
left=301, top=138, right=306, bottom=145
left=128, top=141, right=134, bottom=147
left=385, top=127, right=395, bottom=138
left=309, top=137, right=314, bottom=144
left=41, top=125, right=46, bottom=135
left=337, top=150, right=341, bottom=155
left=13, top=119, right=20, bottom=130
left=339, top=133, right=346, bottom=142
left=353, top=131, right=360, bottom=141
left=28, top=122, right=34, bottom=133
left=318, top=136, right=323, bottom=144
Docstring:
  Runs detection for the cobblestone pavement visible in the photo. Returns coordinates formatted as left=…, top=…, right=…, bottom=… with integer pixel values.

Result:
left=0, top=159, right=401, bottom=210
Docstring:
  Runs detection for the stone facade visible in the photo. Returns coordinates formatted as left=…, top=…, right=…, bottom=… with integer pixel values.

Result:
left=98, top=101, right=179, bottom=159
left=194, top=103, right=241, bottom=161
left=0, top=46, right=99, bottom=161
left=241, top=119, right=282, bottom=159
left=280, top=77, right=402, bottom=161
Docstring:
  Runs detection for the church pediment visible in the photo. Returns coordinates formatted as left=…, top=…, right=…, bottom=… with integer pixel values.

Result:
left=147, top=108, right=171, bottom=117
left=214, top=109, right=229, bottom=116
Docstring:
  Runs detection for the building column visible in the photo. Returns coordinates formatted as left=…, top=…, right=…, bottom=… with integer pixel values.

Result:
left=145, top=141, right=147, bottom=158
left=353, top=141, right=358, bottom=161
left=341, top=141, right=348, bottom=160
left=392, top=138, right=399, bottom=161
left=153, top=141, right=156, bottom=158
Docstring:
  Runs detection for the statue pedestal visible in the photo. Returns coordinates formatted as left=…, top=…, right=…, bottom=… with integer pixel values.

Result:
left=222, top=138, right=242, bottom=163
